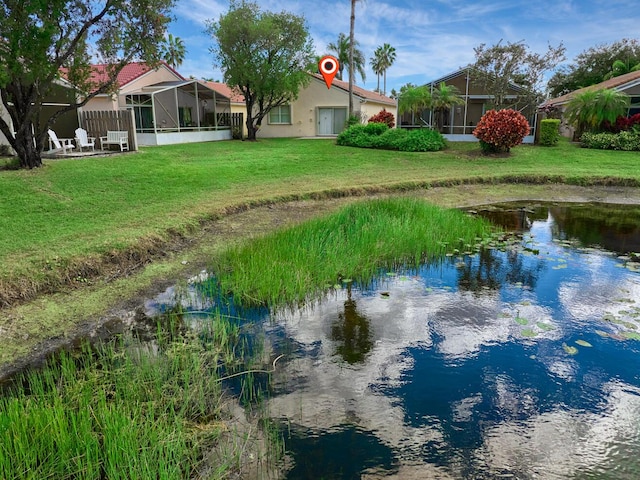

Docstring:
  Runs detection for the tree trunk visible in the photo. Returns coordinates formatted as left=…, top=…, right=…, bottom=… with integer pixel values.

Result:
left=245, top=101, right=258, bottom=140
left=348, top=0, right=356, bottom=118
left=14, top=127, right=43, bottom=169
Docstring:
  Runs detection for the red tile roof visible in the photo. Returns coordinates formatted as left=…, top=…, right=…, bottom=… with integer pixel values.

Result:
left=61, top=61, right=184, bottom=92
left=202, top=81, right=245, bottom=103
left=543, top=69, right=640, bottom=107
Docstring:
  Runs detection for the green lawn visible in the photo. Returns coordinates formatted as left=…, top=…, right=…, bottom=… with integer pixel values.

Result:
left=0, top=137, right=638, bottom=306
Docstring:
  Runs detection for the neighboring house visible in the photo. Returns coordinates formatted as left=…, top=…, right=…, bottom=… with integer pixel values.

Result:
left=401, top=68, right=537, bottom=143
left=80, top=62, right=232, bottom=146
left=208, top=73, right=397, bottom=138
left=203, top=82, right=247, bottom=137
left=541, top=70, right=640, bottom=138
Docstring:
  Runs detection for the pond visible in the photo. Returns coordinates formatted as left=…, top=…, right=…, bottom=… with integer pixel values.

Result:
left=149, top=202, right=640, bottom=479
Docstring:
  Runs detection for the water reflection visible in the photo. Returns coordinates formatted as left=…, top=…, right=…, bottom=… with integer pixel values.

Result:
left=262, top=203, right=640, bottom=479
left=330, top=284, right=373, bottom=364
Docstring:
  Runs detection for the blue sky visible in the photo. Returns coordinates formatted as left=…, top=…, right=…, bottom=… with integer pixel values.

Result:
left=170, top=0, right=640, bottom=95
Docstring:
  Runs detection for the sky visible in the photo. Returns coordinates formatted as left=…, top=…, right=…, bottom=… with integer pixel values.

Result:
left=169, top=0, right=640, bottom=96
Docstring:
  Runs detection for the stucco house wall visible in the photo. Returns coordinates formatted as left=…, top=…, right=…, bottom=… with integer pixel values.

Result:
left=259, top=74, right=396, bottom=138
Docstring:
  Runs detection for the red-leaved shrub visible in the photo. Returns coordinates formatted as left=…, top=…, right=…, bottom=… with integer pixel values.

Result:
left=473, top=109, right=530, bottom=153
left=368, top=109, right=395, bottom=128
left=603, top=113, right=640, bottom=133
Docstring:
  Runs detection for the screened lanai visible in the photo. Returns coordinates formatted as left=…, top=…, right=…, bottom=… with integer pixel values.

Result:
left=125, top=80, right=232, bottom=145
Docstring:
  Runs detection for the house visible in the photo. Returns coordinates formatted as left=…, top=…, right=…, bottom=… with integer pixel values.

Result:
left=80, top=62, right=232, bottom=146
left=400, top=68, right=538, bottom=143
left=541, top=70, right=640, bottom=138
left=203, top=82, right=247, bottom=137
left=208, top=73, right=397, bottom=138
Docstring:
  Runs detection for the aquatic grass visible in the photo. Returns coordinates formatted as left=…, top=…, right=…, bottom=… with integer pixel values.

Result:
left=209, top=198, right=497, bottom=307
left=0, top=312, right=265, bottom=479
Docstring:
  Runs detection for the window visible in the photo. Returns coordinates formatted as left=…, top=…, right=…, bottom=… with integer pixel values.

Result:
left=269, top=105, right=291, bottom=124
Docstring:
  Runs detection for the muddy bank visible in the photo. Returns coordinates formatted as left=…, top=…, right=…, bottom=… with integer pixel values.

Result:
left=2, top=184, right=640, bottom=381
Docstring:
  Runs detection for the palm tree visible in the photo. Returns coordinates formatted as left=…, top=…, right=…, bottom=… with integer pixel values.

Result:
left=431, top=82, right=465, bottom=132
left=565, top=88, right=630, bottom=136
left=370, top=47, right=384, bottom=93
left=348, top=0, right=362, bottom=118
left=397, top=84, right=431, bottom=125
left=377, top=43, right=396, bottom=95
left=162, top=34, right=186, bottom=68
left=327, top=33, right=366, bottom=83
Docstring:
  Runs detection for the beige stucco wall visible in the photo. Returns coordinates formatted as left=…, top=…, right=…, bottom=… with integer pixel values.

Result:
left=83, top=65, right=183, bottom=111
left=258, top=77, right=397, bottom=138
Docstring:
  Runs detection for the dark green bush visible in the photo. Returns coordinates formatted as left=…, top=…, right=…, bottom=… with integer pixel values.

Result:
left=539, top=119, right=561, bottom=146
left=346, top=114, right=361, bottom=128
left=337, top=125, right=446, bottom=152
left=363, top=122, right=389, bottom=136
left=397, top=128, right=447, bottom=152
left=371, top=128, right=408, bottom=150
left=580, top=130, right=640, bottom=151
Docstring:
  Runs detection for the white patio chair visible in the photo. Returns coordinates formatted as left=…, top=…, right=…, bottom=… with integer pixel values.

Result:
left=47, top=129, right=75, bottom=154
left=74, top=128, right=96, bottom=152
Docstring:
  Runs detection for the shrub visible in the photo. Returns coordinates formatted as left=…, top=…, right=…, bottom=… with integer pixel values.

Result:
left=397, top=128, right=447, bottom=152
left=336, top=124, right=368, bottom=146
left=371, top=128, right=408, bottom=150
left=580, top=129, right=640, bottom=151
left=336, top=125, right=446, bottom=152
left=539, top=119, right=561, bottom=146
left=368, top=109, right=395, bottom=128
left=473, top=109, right=531, bottom=153
left=363, top=122, right=388, bottom=136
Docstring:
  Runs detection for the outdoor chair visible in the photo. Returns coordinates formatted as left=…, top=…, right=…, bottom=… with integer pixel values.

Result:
left=74, top=128, right=96, bottom=152
left=47, top=129, right=75, bottom=154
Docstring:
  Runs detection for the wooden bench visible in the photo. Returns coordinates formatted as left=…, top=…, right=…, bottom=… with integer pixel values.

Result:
left=99, top=131, right=129, bottom=151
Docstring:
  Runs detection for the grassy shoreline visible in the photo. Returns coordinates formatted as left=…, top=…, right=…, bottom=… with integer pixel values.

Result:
left=1, top=138, right=640, bottom=308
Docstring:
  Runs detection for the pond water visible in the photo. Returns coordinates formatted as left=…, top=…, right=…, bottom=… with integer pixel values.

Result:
left=149, top=202, right=640, bottom=479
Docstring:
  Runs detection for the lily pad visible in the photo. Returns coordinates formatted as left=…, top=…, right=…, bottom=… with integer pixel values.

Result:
left=595, top=330, right=610, bottom=337
left=562, top=343, right=578, bottom=355
left=537, top=322, right=555, bottom=331
left=575, top=340, right=592, bottom=347
left=622, top=331, right=640, bottom=341
left=521, top=329, right=538, bottom=338
left=515, top=316, right=528, bottom=326
left=552, top=264, right=568, bottom=270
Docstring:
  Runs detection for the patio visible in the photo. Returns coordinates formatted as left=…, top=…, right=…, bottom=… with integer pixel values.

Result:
left=125, top=80, right=233, bottom=145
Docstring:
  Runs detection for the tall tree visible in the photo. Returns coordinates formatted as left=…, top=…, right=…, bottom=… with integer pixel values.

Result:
left=162, top=34, right=187, bottom=69
left=0, top=0, right=175, bottom=169
left=348, top=0, right=361, bottom=117
left=603, top=59, right=640, bottom=80
left=547, top=39, right=640, bottom=96
left=471, top=40, right=565, bottom=110
left=208, top=1, right=314, bottom=141
left=377, top=43, right=396, bottom=95
left=327, top=33, right=366, bottom=83
left=370, top=47, right=383, bottom=92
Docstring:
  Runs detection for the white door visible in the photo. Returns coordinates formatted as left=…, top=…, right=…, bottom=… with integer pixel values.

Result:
left=318, top=108, right=333, bottom=135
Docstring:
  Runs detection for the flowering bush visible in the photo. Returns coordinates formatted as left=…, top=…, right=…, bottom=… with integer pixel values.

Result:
left=473, top=109, right=530, bottom=153
left=368, top=109, right=395, bottom=128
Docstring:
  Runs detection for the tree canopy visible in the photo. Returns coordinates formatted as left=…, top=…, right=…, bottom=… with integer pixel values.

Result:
left=0, top=0, right=175, bottom=169
left=547, top=38, right=640, bottom=97
left=208, top=1, right=314, bottom=140
left=327, top=33, right=366, bottom=83
left=471, top=40, right=565, bottom=110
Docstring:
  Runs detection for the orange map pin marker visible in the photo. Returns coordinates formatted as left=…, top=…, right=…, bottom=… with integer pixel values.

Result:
left=319, top=55, right=339, bottom=89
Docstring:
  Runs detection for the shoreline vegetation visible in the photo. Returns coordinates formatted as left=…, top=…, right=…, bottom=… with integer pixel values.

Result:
left=2, top=138, right=640, bottom=373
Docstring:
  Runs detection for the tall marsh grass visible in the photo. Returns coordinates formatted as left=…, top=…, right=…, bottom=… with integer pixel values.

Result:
left=0, top=313, right=260, bottom=479
left=208, top=198, right=497, bottom=307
